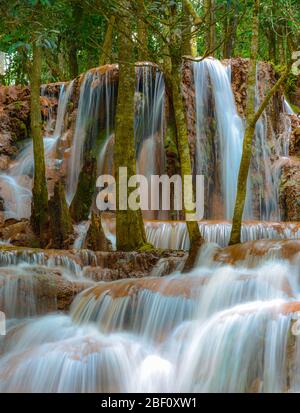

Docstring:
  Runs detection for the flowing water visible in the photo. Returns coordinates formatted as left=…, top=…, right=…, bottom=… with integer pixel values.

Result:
left=1, top=245, right=300, bottom=392
left=192, top=58, right=291, bottom=221
left=0, top=82, right=73, bottom=219
left=0, top=59, right=299, bottom=392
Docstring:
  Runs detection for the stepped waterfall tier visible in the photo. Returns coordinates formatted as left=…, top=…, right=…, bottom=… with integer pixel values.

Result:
left=0, top=54, right=300, bottom=393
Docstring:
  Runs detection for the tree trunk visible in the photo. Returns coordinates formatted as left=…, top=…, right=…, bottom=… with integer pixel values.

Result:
left=181, top=1, right=193, bottom=57
left=30, top=42, right=49, bottom=244
left=229, top=0, right=291, bottom=245
left=49, top=181, right=73, bottom=249
left=68, top=44, right=78, bottom=79
left=100, top=15, right=115, bottom=66
left=170, top=65, right=203, bottom=248
left=204, top=0, right=216, bottom=55
left=136, top=0, right=148, bottom=61
left=86, top=211, right=112, bottom=251
left=167, top=4, right=203, bottom=255
left=228, top=0, right=259, bottom=246
left=222, top=1, right=238, bottom=58
left=70, top=156, right=97, bottom=222
left=114, top=2, right=148, bottom=251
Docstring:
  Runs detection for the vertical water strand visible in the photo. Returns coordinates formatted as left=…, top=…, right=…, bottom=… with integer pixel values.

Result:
left=97, top=69, right=117, bottom=176
left=193, top=58, right=246, bottom=220
left=66, top=70, right=103, bottom=204
left=135, top=65, right=166, bottom=219
left=135, top=65, right=166, bottom=177
left=250, top=63, right=291, bottom=221
left=52, top=80, right=74, bottom=140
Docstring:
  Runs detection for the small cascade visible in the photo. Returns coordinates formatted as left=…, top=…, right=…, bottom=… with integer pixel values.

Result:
left=284, top=98, right=294, bottom=115
left=193, top=58, right=245, bottom=220
left=0, top=83, right=73, bottom=219
left=1, top=255, right=300, bottom=392
left=0, top=314, right=146, bottom=393
left=249, top=63, right=291, bottom=221
left=73, top=221, right=90, bottom=249
left=66, top=68, right=117, bottom=204
left=192, top=58, right=291, bottom=221
left=145, top=220, right=300, bottom=249
left=70, top=276, right=200, bottom=341
left=0, top=265, right=59, bottom=318
left=0, top=249, right=84, bottom=278
left=135, top=65, right=166, bottom=178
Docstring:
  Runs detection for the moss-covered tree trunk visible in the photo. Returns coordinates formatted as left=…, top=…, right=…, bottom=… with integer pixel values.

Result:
left=49, top=181, right=73, bottom=249
left=204, top=0, right=216, bottom=55
left=100, top=15, right=115, bottom=66
left=181, top=1, right=193, bottom=57
left=136, top=0, right=148, bottom=61
left=70, top=156, right=97, bottom=222
left=229, top=0, right=291, bottom=245
left=165, top=4, right=203, bottom=260
left=30, top=42, right=49, bottom=245
left=222, top=1, right=238, bottom=58
left=228, top=0, right=259, bottom=246
left=114, top=1, right=148, bottom=251
left=86, top=211, right=112, bottom=251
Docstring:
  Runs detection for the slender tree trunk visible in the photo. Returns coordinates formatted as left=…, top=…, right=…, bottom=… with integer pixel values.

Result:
left=114, top=2, right=148, bottom=251
left=30, top=42, right=49, bottom=244
left=100, top=15, right=115, bottom=66
left=228, top=0, right=259, bottom=246
left=222, top=1, right=238, bottom=58
left=136, top=0, right=148, bottom=61
left=204, top=0, right=216, bottom=55
left=68, top=44, right=78, bottom=79
left=181, top=1, right=193, bottom=57
left=166, top=16, right=203, bottom=257
left=229, top=0, right=292, bottom=245
left=169, top=65, right=202, bottom=247
left=165, top=4, right=203, bottom=258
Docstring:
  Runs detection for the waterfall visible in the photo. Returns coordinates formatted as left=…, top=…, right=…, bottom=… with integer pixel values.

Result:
left=135, top=65, right=165, bottom=178
left=192, top=58, right=291, bottom=221
left=145, top=220, right=300, bottom=249
left=0, top=82, right=73, bottom=220
left=66, top=69, right=117, bottom=204
left=1, top=252, right=300, bottom=392
left=249, top=63, right=291, bottom=221
left=193, top=58, right=246, bottom=220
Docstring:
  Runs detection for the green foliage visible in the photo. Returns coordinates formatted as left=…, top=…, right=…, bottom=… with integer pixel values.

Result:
left=0, top=0, right=298, bottom=84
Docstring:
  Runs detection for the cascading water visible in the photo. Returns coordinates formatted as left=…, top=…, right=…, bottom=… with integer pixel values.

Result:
left=249, top=63, right=291, bottom=221
left=0, top=82, right=73, bottom=219
left=193, top=58, right=247, bottom=220
left=192, top=58, right=291, bottom=222
left=135, top=65, right=165, bottom=178
left=145, top=220, right=300, bottom=249
left=0, top=58, right=299, bottom=393
left=1, top=248, right=300, bottom=392
left=66, top=68, right=117, bottom=204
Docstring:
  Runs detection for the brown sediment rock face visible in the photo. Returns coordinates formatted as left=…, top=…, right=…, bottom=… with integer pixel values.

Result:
left=290, top=75, right=300, bottom=109
left=0, top=245, right=187, bottom=280
left=280, top=115, right=300, bottom=221
left=225, top=57, right=249, bottom=117
left=0, top=265, right=90, bottom=313
left=0, top=219, right=39, bottom=247
left=214, top=239, right=300, bottom=265
left=83, top=250, right=186, bottom=281
left=0, top=84, right=61, bottom=162
left=81, top=275, right=204, bottom=300
left=0, top=85, right=31, bottom=155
